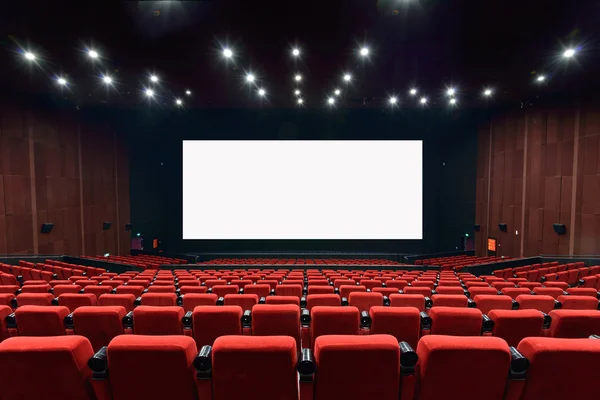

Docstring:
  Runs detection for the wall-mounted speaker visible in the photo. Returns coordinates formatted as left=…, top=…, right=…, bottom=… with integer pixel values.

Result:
left=103, top=222, right=112, bottom=231
left=40, top=223, right=54, bottom=234
left=125, top=223, right=132, bottom=231
left=474, top=224, right=481, bottom=232
left=498, top=223, right=508, bottom=232
left=553, top=223, right=567, bottom=235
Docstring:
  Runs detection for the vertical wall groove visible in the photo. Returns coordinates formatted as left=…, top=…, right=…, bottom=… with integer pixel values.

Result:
left=569, top=109, right=580, bottom=255
left=27, top=111, right=38, bottom=254
left=520, top=112, right=528, bottom=257
left=77, top=122, right=85, bottom=255
left=113, top=130, right=121, bottom=255
left=485, top=121, right=493, bottom=250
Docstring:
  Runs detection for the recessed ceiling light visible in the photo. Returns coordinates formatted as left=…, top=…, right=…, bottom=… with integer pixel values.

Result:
left=483, top=88, right=493, bottom=97
left=176, top=99, right=183, bottom=106
left=246, top=73, right=255, bottom=83
left=150, top=75, right=158, bottom=82
left=334, top=89, right=341, bottom=96
left=328, top=97, right=335, bottom=105
left=292, top=48, right=300, bottom=57
left=563, top=48, right=576, bottom=58
left=360, top=47, right=369, bottom=57
left=103, top=75, right=112, bottom=84
left=389, top=96, right=398, bottom=105
left=536, top=75, right=546, bottom=82
left=258, top=88, right=266, bottom=96
left=343, top=74, right=352, bottom=82
left=446, top=88, right=456, bottom=96
left=185, top=90, right=192, bottom=95
left=449, top=98, right=457, bottom=105
left=88, top=50, right=99, bottom=59
left=295, top=74, right=302, bottom=82
left=294, top=89, right=301, bottom=96
left=145, top=89, right=154, bottom=97
left=297, top=98, right=303, bottom=104
left=409, top=88, right=417, bottom=96
left=57, top=77, right=67, bottom=85
left=420, top=97, right=427, bottom=105
left=223, top=48, right=233, bottom=58
left=24, top=52, right=35, bottom=60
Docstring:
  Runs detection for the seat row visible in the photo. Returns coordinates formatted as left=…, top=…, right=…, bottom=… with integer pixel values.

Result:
left=1, top=333, right=599, bottom=400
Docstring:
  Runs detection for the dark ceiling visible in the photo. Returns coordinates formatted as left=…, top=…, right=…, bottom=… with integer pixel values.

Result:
left=1, top=0, right=599, bottom=110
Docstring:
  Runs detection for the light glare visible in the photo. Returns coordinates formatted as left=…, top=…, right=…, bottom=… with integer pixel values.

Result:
left=295, top=74, right=302, bottom=82
left=258, top=88, right=266, bottom=96
left=536, top=75, right=546, bottom=82
left=150, top=75, right=158, bottom=82
left=298, top=98, right=303, bottom=104
left=57, top=78, right=67, bottom=85
left=145, top=89, right=154, bottom=97
left=88, top=50, right=99, bottom=59
left=389, top=96, right=398, bottom=105
left=483, top=88, right=493, bottom=97
left=446, top=88, right=456, bottom=96
left=246, top=73, right=255, bottom=83
left=328, top=97, right=335, bottom=105
left=24, top=52, right=35, bottom=60
left=409, top=88, right=417, bottom=96
left=176, top=99, right=183, bottom=106
left=292, top=48, right=300, bottom=57
left=186, top=90, right=192, bottom=95
left=420, top=97, right=427, bottom=105
left=449, top=98, right=457, bottom=105
left=223, top=48, right=233, bottom=58
left=343, top=74, right=351, bottom=82
left=103, top=75, right=112, bottom=84
left=360, top=47, right=369, bottom=56
left=334, top=89, right=341, bottom=96
left=294, top=89, right=301, bottom=95
left=563, top=48, right=576, bottom=58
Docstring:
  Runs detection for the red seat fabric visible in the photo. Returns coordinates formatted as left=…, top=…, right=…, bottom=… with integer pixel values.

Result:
left=14, top=305, right=70, bottom=336
left=389, top=294, right=426, bottom=311
left=306, top=294, right=341, bottom=310
left=212, top=285, right=239, bottom=297
left=106, top=335, right=198, bottom=400
left=308, top=286, right=334, bottom=295
left=314, top=335, right=400, bottom=400
left=488, top=309, right=544, bottom=347
left=83, top=285, right=112, bottom=298
left=0, top=305, right=12, bottom=342
left=265, top=296, right=300, bottom=306
left=467, top=286, right=498, bottom=298
left=20, top=284, right=51, bottom=293
left=516, top=294, right=556, bottom=314
left=339, top=285, right=366, bottom=299
left=0, top=285, right=19, bottom=294
left=114, top=285, right=144, bottom=297
left=473, top=294, right=513, bottom=315
left=223, top=294, right=259, bottom=311
left=532, top=287, right=564, bottom=299
left=182, top=293, right=218, bottom=312
left=0, top=336, right=95, bottom=399
left=404, top=287, right=432, bottom=297
left=429, top=307, right=483, bottom=336
left=275, top=284, right=303, bottom=298
left=311, top=306, right=360, bottom=347
left=501, top=287, right=532, bottom=300
left=544, top=282, right=569, bottom=290
left=415, top=336, right=511, bottom=400
left=179, top=286, right=208, bottom=295
left=58, top=293, right=97, bottom=312
left=140, top=293, right=177, bottom=306
left=15, top=293, right=55, bottom=307
left=133, top=306, right=184, bottom=335
left=98, top=294, right=136, bottom=312
left=212, top=335, right=298, bottom=400
left=244, top=284, right=271, bottom=298
left=369, top=306, right=420, bottom=349
left=434, top=286, right=464, bottom=295
left=147, top=285, right=176, bottom=293
left=548, top=309, right=600, bottom=338
left=252, top=304, right=301, bottom=351
left=516, top=337, right=600, bottom=400
left=72, top=306, right=126, bottom=351
left=52, top=284, right=82, bottom=297
left=558, top=295, right=599, bottom=310
left=192, top=305, right=242, bottom=348
left=431, top=294, right=468, bottom=308
left=348, top=292, right=384, bottom=312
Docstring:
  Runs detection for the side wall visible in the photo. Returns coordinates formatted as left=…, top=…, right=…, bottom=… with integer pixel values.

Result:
left=476, top=106, right=600, bottom=257
left=0, top=101, right=130, bottom=255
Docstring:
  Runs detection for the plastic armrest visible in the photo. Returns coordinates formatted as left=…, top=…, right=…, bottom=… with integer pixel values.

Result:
left=512, top=300, right=519, bottom=310
left=360, top=310, right=371, bottom=329
left=383, top=296, right=390, bottom=306
left=399, top=342, right=418, bottom=374
left=134, top=297, right=142, bottom=307
left=419, top=311, right=431, bottom=330
left=216, top=297, right=224, bottom=305
left=182, top=311, right=193, bottom=329
left=241, top=310, right=252, bottom=328
left=122, top=311, right=133, bottom=330
left=590, top=335, right=600, bottom=339
left=300, top=308, right=311, bottom=326
left=554, top=300, right=562, bottom=309
left=424, top=296, right=432, bottom=308
left=194, top=345, right=212, bottom=379
left=259, top=297, right=266, bottom=304
left=541, top=312, right=551, bottom=329
left=341, top=297, right=348, bottom=306
left=467, top=298, right=476, bottom=308
left=51, top=297, right=59, bottom=306
left=482, top=314, right=494, bottom=333
left=300, top=296, right=307, bottom=308
left=64, top=313, right=74, bottom=330
left=88, top=346, right=109, bottom=379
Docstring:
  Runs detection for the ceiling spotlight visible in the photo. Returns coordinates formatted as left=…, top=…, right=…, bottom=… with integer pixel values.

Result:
left=88, top=50, right=99, bottom=59
left=145, top=89, right=154, bottom=97
left=176, top=99, right=183, bottom=106
left=185, top=90, right=192, bottom=95
left=409, top=88, right=418, bottom=96
left=446, top=88, right=456, bottom=96
left=328, top=97, right=335, bottom=105
left=563, top=48, right=576, bottom=58
left=258, top=88, right=266, bottom=96
left=294, top=89, right=301, bottom=96
left=297, top=98, right=304, bottom=105
left=223, top=48, right=233, bottom=58
left=449, top=98, right=457, bottom=105
left=57, top=77, right=67, bottom=85
left=150, top=75, right=158, bottom=83
left=24, top=52, right=36, bottom=60
left=246, top=73, right=255, bottom=83
left=483, top=88, right=493, bottom=97
left=102, top=75, right=112, bottom=84
left=343, top=74, right=352, bottom=82
left=334, top=89, right=341, bottom=96
left=292, top=48, right=300, bottom=57
left=360, top=47, right=369, bottom=57
left=389, top=96, right=398, bottom=105
left=420, top=97, right=428, bottom=105
left=295, top=74, right=302, bottom=82
left=536, top=75, right=546, bottom=82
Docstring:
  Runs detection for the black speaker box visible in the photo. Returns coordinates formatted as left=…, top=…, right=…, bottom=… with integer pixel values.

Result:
left=498, top=223, right=507, bottom=232
left=40, top=223, right=54, bottom=234
left=125, top=223, right=132, bottom=231
left=474, top=224, right=481, bottom=232
left=553, top=223, right=567, bottom=235
left=103, top=222, right=112, bottom=231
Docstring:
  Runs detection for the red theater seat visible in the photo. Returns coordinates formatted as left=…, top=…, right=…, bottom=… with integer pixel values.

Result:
left=0, top=305, right=12, bottom=342
left=389, top=294, right=426, bottom=311
left=0, top=336, right=95, bottom=399
left=306, top=294, right=341, bottom=310
left=182, top=293, right=218, bottom=312
left=431, top=294, right=468, bottom=308
left=223, top=294, right=258, bottom=311
left=369, top=306, right=420, bottom=349
left=179, top=286, right=208, bottom=295
left=516, top=337, right=600, bottom=400
left=516, top=295, right=556, bottom=314
left=133, top=306, right=184, bottom=335
left=275, top=284, right=303, bottom=298
left=404, top=286, right=432, bottom=297
left=57, top=293, right=97, bottom=312
left=244, top=284, right=271, bottom=298
left=140, top=293, right=177, bottom=306
left=312, top=335, right=400, bottom=400
left=415, top=336, right=512, bottom=400
left=501, top=287, right=532, bottom=300
left=473, top=294, right=513, bottom=315
left=210, top=336, right=298, bottom=400
left=14, top=305, right=70, bottom=336
left=429, top=307, right=484, bottom=336
left=548, top=309, right=600, bottom=338
left=252, top=304, right=301, bottom=351
left=488, top=309, right=544, bottom=347
left=265, top=295, right=300, bottom=306
left=212, top=285, right=239, bottom=297
left=83, top=285, right=112, bottom=298
left=101, top=335, right=198, bottom=400
left=310, top=306, right=360, bottom=347
left=115, top=285, right=144, bottom=297
left=348, top=292, right=384, bottom=312
left=98, top=294, right=136, bottom=312
left=532, top=287, right=564, bottom=299
left=558, top=295, right=599, bottom=310
left=434, top=286, right=465, bottom=295
left=72, top=306, right=126, bottom=351
left=192, top=306, right=243, bottom=348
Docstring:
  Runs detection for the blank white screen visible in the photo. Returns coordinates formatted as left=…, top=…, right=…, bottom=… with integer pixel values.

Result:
left=183, top=140, right=422, bottom=239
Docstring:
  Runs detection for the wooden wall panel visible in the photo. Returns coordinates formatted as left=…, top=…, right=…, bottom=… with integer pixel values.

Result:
left=476, top=106, right=600, bottom=257
left=0, top=101, right=130, bottom=256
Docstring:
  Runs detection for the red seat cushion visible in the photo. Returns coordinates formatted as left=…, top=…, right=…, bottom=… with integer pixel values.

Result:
left=473, top=294, right=513, bottom=315
left=182, top=293, right=218, bottom=312
left=389, top=294, right=425, bottom=311
left=369, top=306, right=420, bottom=349
left=431, top=294, right=468, bottom=308
left=348, top=292, right=384, bottom=312
left=558, top=295, right=599, bottom=310
left=58, top=293, right=97, bottom=312
left=311, top=306, right=360, bottom=347
left=265, top=296, right=300, bottom=306
left=306, top=294, right=341, bottom=310
left=72, top=306, right=126, bottom=351
left=549, top=309, right=600, bottom=338
left=192, top=306, right=242, bottom=348
left=516, top=294, right=556, bottom=314
left=252, top=304, right=301, bottom=352
left=223, top=294, right=258, bottom=311
left=98, top=294, right=136, bottom=312
left=140, top=293, right=177, bottom=306
left=488, top=309, right=544, bottom=347
left=133, top=306, right=184, bottom=335
left=14, top=305, right=70, bottom=336
left=429, top=307, right=483, bottom=336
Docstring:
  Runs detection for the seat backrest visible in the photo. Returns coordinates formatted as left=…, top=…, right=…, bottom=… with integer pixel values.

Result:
left=558, top=295, right=599, bottom=310
left=275, top=284, right=303, bottom=298
left=548, top=309, right=600, bottom=338
left=314, top=335, right=400, bottom=400
left=52, top=284, right=82, bottom=297
left=389, top=294, right=426, bottom=311
left=98, top=294, right=136, bottom=312
left=311, top=306, right=360, bottom=347
left=516, top=294, right=556, bottom=313
left=532, top=287, right=564, bottom=299
left=20, top=284, right=51, bottom=293
left=566, top=288, right=598, bottom=297
left=147, top=285, right=176, bottom=293
left=404, top=287, right=432, bottom=297
left=83, top=285, right=112, bottom=298
left=0, top=336, right=95, bottom=399
left=182, top=293, right=218, bottom=312
left=265, top=295, right=300, bottom=306
left=431, top=294, right=468, bottom=308
left=501, top=287, right=532, bottom=300
left=415, top=336, right=511, bottom=400
left=306, top=294, right=341, bottom=310
left=58, top=293, right=97, bottom=312
left=107, top=335, right=198, bottom=400
left=14, top=305, right=70, bottom=336
left=252, top=304, right=301, bottom=351
left=348, top=292, right=383, bottom=312
left=212, top=335, right=298, bottom=399
left=488, top=309, right=544, bottom=347
left=212, top=285, right=239, bottom=297
left=0, top=305, right=12, bottom=342
left=435, top=286, right=464, bottom=295
left=244, top=284, right=271, bottom=298
left=133, top=306, right=184, bottom=335
left=429, top=307, right=483, bottom=336
left=72, top=306, right=126, bottom=351
left=223, top=294, right=259, bottom=311
left=192, top=305, right=242, bottom=348
left=15, top=293, right=54, bottom=307
left=517, top=337, right=600, bottom=400
left=140, top=293, right=177, bottom=306
left=369, top=306, right=420, bottom=349
left=473, top=294, right=513, bottom=315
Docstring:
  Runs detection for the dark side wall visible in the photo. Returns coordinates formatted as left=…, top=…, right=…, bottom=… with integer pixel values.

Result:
left=127, top=108, right=480, bottom=254
left=0, top=97, right=131, bottom=256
